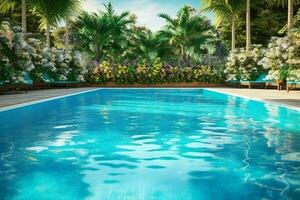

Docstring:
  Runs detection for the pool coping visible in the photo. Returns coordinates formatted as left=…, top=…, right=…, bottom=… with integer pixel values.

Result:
left=0, top=88, right=101, bottom=112
left=0, top=87, right=299, bottom=113
left=206, top=88, right=300, bottom=112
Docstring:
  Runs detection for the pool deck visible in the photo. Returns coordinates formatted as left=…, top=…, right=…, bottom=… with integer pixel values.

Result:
left=0, top=88, right=95, bottom=108
left=211, top=88, right=300, bottom=110
left=0, top=87, right=299, bottom=110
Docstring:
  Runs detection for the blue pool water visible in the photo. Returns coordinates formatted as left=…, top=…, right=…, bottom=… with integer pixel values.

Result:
left=0, top=89, right=300, bottom=200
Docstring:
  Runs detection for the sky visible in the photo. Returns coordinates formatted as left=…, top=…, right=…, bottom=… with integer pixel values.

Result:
left=81, top=0, right=215, bottom=31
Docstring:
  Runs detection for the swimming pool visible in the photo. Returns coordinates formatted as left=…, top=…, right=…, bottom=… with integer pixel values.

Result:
left=0, top=89, right=299, bottom=200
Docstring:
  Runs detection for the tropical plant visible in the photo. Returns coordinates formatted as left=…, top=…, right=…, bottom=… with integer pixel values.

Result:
left=217, top=1, right=292, bottom=48
left=225, top=45, right=264, bottom=81
left=192, top=65, right=221, bottom=82
left=202, top=0, right=244, bottom=51
left=125, top=29, right=166, bottom=65
left=135, top=63, right=149, bottom=84
left=90, top=60, right=222, bottom=84
left=0, top=21, right=35, bottom=82
left=295, top=8, right=300, bottom=28
left=268, top=0, right=300, bottom=32
left=63, top=0, right=81, bottom=50
left=51, top=27, right=66, bottom=49
left=159, top=5, right=217, bottom=65
left=113, top=64, right=135, bottom=84
left=0, top=20, right=88, bottom=83
left=73, top=2, right=133, bottom=63
left=30, top=0, right=79, bottom=48
left=259, top=31, right=300, bottom=81
left=0, top=0, right=29, bottom=38
left=246, top=0, right=251, bottom=50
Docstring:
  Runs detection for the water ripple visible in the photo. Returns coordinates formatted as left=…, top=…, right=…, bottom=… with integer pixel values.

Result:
left=0, top=89, right=300, bottom=200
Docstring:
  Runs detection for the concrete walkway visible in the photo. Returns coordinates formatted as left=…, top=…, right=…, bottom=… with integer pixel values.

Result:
left=212, top=88, right=300, bottom=110
left=0, top=88, right=95, bottom=108
left=0, top=87, right=299, bottom=110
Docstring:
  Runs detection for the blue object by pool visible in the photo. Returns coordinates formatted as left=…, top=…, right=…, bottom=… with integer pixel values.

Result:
left=0, top=89, right=300, bottom=200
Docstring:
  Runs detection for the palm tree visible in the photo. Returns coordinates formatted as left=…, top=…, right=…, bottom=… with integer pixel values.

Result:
left=0, top=0, right=28, bottom=38
left=64, top=0, right=81, bottom=50
left=246, top=0, right=251, bottom=51
left=130, top=30, right=163, bottom=64
left=21, top=0, right=26, bottom=37
left=0, top=0, right=16, bottom=13
left=288, top=0, right=294, bottom=31
left=30, top=0, right=78, bottom=48
left=294, top=7, right=300, bottom=29
left=202, top=0, right=244, bottom=51
left=269, top=0, right=300, bottom=32
left=159, top=5, right=216, bottom=65
left=74, top=3, right=133, bottom=62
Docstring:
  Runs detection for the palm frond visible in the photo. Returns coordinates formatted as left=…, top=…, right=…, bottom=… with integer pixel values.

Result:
left=0, top=0, right=17, bottom=13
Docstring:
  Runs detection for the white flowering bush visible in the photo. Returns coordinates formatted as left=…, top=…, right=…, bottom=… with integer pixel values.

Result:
left=286, top=31, right=300, bottom=82
left=28, top=39, right=56, bottom=81
left=51, top=48, right=69, bottom=81
left=48, top=48, right=88, bottom=82
left=0, top=22, right=35, bottom=83
left=0, top=21, right=88, bottom=84
left=66, top=51, right=88, bottom=82
left=259, top=31, right=300, bottom=81
left=224, top=45, right=264, bottom=81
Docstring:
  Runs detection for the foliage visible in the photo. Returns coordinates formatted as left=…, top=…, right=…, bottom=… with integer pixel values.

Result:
left=73, top=3, right=133, bottom=62
left=5, top=2, right=292, bottom=85
left=113, top=64, right=135, bottom=84
left=202, top=0, right=245, bottom=23
left=66, top=51, right=87, bottom=81
left=0, top=22, right=34, bottom=82
left=30, top=0, right=79, bottom=30
left=27, top=37, right=53, bottom=81
left=192, top=66, right=222, bottom=83
left=89, top=60, right=223, bottom=85
left=0, top=21, right=87, bottom=82
left=94, top=61, right=113, bottom=83
left=159, top=6, right=217, bottom=65
left=51, top=27, right=66, bottom=49
left=259, top=31, right=300, bottom=81
left=124, top=29, right=175, bottom=65
left=225, top=45, right=264, bottom=81
left=295, top=8, right=300, bottom=29
left=0, top=1, right=41, bottom=35
left=217, top=1, right=298, bottom=48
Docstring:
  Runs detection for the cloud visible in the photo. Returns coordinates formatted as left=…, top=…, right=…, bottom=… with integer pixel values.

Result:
left=116, top=0, right=176, bottom=31
left=81, top=0, right=177, bottom=31
left=80, top=0, right=215, bottom=31
left=82, top=0, right=105, bottom=13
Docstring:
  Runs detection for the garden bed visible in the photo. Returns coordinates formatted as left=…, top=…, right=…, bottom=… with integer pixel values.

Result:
left=0, top=82, right=226, bottom=95
left=87, top=82, right=225, bottom=88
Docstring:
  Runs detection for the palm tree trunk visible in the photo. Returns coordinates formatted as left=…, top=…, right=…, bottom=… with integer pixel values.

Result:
left=21, top=0, right=27, bottom=38
left=246, top=0, right=251, bottom=51
left=46, top=21, right=50, bottom=48
left=180, top=46, right=184, bottom=66
left=231, top=17, right=236, bottom=51
left=288, top=0, right=294, bottom=32
left=95, top=44, right=102, bottom=63
left=65, top=18, right=70, bottom=50
left=207, top=53, right=211, bottom=66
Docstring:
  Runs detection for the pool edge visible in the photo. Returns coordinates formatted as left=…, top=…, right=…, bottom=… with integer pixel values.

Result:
left=1, top=87, right=299, bottom=113
left=0, top=88, right=102, bottom=112
left=205, top=88, right=300, bottom=112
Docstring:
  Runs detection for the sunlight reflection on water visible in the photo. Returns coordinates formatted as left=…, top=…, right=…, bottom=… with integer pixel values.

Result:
left=0, top=89, right=300, bottom=200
